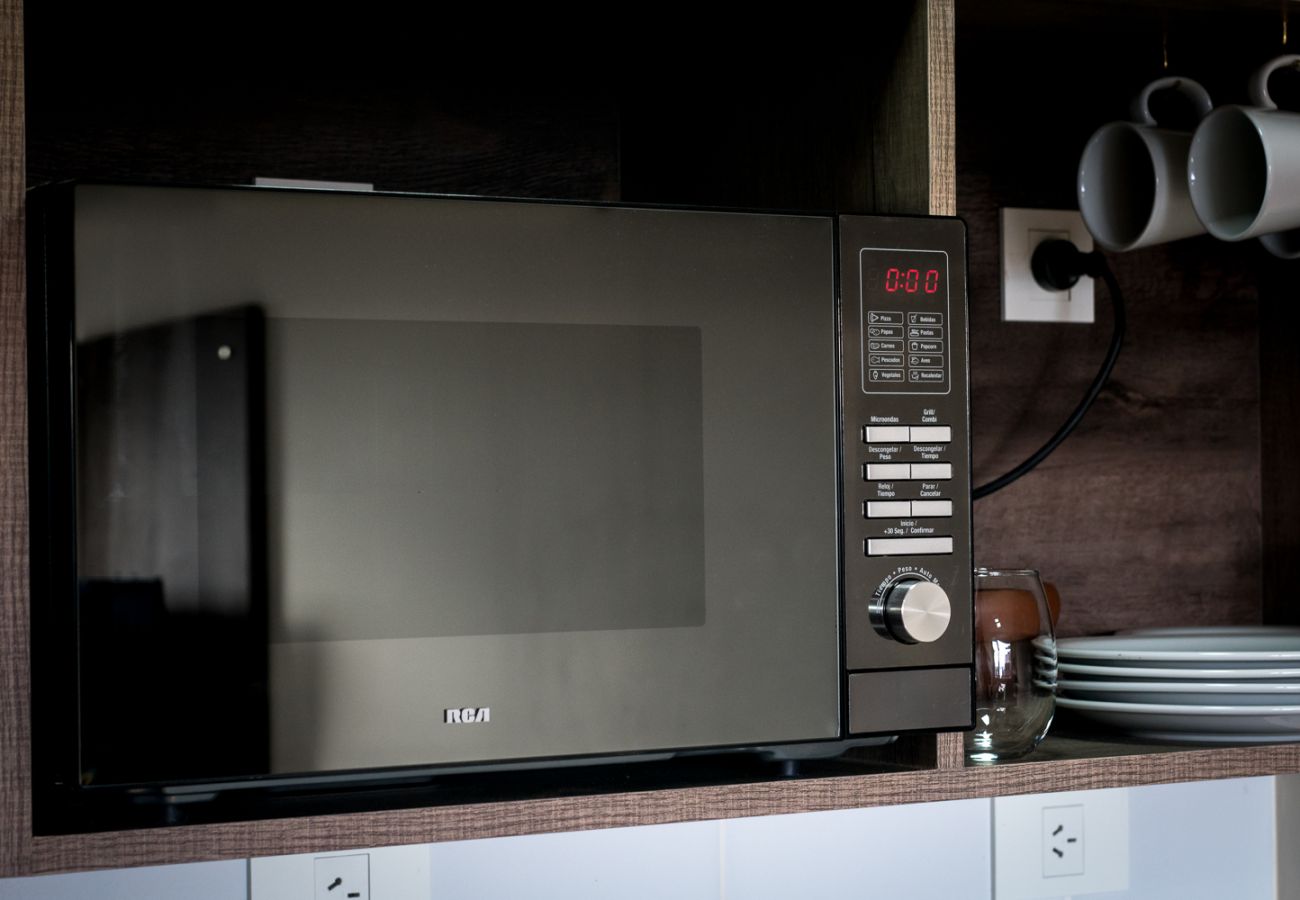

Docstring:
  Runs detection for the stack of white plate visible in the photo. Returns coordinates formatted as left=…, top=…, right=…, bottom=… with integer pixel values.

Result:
left=1056, top=627, right=1300, bottom=744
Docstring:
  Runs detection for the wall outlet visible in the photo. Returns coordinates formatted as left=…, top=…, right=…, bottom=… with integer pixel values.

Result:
left=1000, top=207, right=1094, bottom=323
left=251, top=844, right=428, bottom=900
left=994, top=788, right=1128, bottom=899
left=1042, top=804, right=1083, bottom=878
left=315, top=853, right=368, bottom=900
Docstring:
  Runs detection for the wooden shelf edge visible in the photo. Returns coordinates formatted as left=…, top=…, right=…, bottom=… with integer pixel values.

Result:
left=10, top=741, right=1300, bottom=876
left=927, top=0, right=956, bottom=216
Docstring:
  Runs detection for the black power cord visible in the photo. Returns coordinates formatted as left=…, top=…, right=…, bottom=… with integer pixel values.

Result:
left=972, top=240, right=1127, bottom=501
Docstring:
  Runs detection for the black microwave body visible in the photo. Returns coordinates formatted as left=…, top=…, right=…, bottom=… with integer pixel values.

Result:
left=27, top=183, right=972, bottom=833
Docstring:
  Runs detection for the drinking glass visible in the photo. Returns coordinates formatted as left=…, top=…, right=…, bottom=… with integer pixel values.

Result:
left=965, top=567, right=1057, bottom=763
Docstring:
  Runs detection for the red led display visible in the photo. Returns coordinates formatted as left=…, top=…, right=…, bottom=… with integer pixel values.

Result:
left=884, top=267, right=941, bottom=295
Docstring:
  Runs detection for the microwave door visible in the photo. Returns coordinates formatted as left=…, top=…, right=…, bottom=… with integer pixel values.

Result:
left=68, top=186, right=843, bottom=778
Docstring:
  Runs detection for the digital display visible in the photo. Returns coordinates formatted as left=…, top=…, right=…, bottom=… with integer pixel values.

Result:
left=862, top=250, right=948, bottom=302
left=883, top=266, right=940, bottom=294
left=859, top=247, right=950, bottom=394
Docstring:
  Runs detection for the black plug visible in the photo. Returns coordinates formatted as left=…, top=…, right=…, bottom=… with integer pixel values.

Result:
left=1031, top=239, right=1100, bottom=292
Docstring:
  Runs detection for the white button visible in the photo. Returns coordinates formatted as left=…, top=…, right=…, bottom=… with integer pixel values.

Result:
left=866, top=537, right=955, bottom=556
left=910, top=426, right=952, bottom=443
left=865, top=464, right=911, bottom=480
left=865, top=426, right=910, bottom=443
left=910, top=463, right=953, bottom=480
left=911, top=500, right=953, bottom=517
left=866, top=501, right=912, bottom=518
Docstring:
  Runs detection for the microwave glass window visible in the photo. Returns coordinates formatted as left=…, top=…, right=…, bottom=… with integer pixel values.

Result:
left=77, top=317, right=707, bottom=643
left=266, top=318, right=706, bottom=640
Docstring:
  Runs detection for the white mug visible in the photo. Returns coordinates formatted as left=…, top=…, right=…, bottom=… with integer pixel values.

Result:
left=1188, top=55, right=1300, bottom=256
left=1077, top=77, right=1213, bottom=252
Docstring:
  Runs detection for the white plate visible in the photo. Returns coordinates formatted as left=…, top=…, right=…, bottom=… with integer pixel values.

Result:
left=1058, top=678, right=1300, bottom=706
left=1120, top=626, right=1300, bottom=637
left=1124, top=731, right=1295, bottom=745
left=1056, top=696, right=1300, bottom=737
left=1058, top=661, right=1300, bottom=681
left=1057, top=634, right=1300, bottom=667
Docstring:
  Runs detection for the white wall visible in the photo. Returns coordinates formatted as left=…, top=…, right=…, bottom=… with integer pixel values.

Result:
left=0, top=778, right=1282, bottom=900
left=1055, top=778, right=1277, bottom=900
left=0, top=859, right=246, bottom=900
left=423, top=798, right=991, bottom=900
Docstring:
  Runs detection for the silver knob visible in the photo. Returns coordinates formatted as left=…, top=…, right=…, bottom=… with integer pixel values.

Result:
left=883, top=580, right=952, bottom=644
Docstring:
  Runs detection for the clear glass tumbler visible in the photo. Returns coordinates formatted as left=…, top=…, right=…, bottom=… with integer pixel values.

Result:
left=965, top=567, right=1057, bottom=763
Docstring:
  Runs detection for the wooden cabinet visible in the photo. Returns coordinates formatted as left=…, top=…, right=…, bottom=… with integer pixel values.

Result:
left=2, top=0, right=1299, bottom=876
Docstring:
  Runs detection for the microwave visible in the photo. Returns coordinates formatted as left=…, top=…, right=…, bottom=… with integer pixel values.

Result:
left=27, top=183, right=972, bottom=832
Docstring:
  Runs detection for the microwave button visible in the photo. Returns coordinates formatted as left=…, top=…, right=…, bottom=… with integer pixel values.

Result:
left=909, top=463, right=952, bottom=480
left=864, top=426, right=910, bottom=443
left=909, top=426, right=952, bottom=443
left=910, top=500, right=953, bottom=517
left=865, top=501, right=911, bottom=518
left=866, top=536, right=954, bottom=556
left=865, top=463, right=911, bottom=480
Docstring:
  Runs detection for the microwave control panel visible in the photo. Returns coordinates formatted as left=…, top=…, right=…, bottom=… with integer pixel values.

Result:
left=838, top=215, right=973, bottom=734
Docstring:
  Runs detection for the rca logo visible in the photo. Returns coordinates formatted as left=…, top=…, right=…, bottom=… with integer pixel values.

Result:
left=444, top=707, right=491, bottom=724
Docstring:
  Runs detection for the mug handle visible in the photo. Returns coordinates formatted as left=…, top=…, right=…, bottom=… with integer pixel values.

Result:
left=1129, top=77, right=1213, bottom=125
left=1250, top=54, right=1300, bottom=109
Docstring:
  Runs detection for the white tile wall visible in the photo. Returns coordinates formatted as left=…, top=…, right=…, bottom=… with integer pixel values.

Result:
left=1081, top=777, right=1277, bottom=900
left=721, top=799, right=992, bottom=900
left=0, top=858, right=247, bottom=900
left=426, top=820, right=722, bottom=900
left=0, top=778, right=1281, bottom=900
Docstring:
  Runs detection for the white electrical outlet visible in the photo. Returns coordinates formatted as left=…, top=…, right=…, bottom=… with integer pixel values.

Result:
left=315, top=853, right=368, bottom=900
left=1000, top=207, right=1094, bottom=323
left=994, top=788, right=1128, bottom=899
left=1042, top=804, right=1084, bottom=878
left=251, top=844, right=428, bottom=900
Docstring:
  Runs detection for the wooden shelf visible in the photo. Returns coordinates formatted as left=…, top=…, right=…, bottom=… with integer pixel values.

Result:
left=10, top=731, right=1300, bottom=876
left=3, top=0, right=1299, bottom=877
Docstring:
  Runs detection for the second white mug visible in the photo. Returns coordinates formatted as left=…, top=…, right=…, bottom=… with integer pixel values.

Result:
left=1077, top=77, right=1213, bottom=252
left=1188, top=54, right=1300, bottom=255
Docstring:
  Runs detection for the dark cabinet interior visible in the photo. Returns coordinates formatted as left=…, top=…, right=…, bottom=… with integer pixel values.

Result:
left=957, top=2, right=1299, bottom=635
left=24, top=2, right=935, bottom=214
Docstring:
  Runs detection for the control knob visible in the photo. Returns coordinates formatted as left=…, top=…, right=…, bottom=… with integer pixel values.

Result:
left=881, top=579, right=952, bottom=644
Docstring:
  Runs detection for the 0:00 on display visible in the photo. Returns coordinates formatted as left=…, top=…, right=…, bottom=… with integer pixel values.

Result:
left=884, top=268, right=940, bottom=294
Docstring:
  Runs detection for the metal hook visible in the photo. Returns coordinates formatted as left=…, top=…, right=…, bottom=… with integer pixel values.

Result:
left=1162, top=11, right=1169, bottom=69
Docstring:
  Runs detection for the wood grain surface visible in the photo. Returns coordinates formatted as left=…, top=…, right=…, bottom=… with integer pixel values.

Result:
left=935, top=732, right=966, bottom=769
left=870, top=0, right=939, bottom=216
left=1260, top=260, right=1300, bottom=625
left=12, top=737, right=1299, bottom=875
left=0, top=0, right=30, bottom=876
left=957, top=15, right=1278, bottom=637
left=927, top=0, right=956, bottom=216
